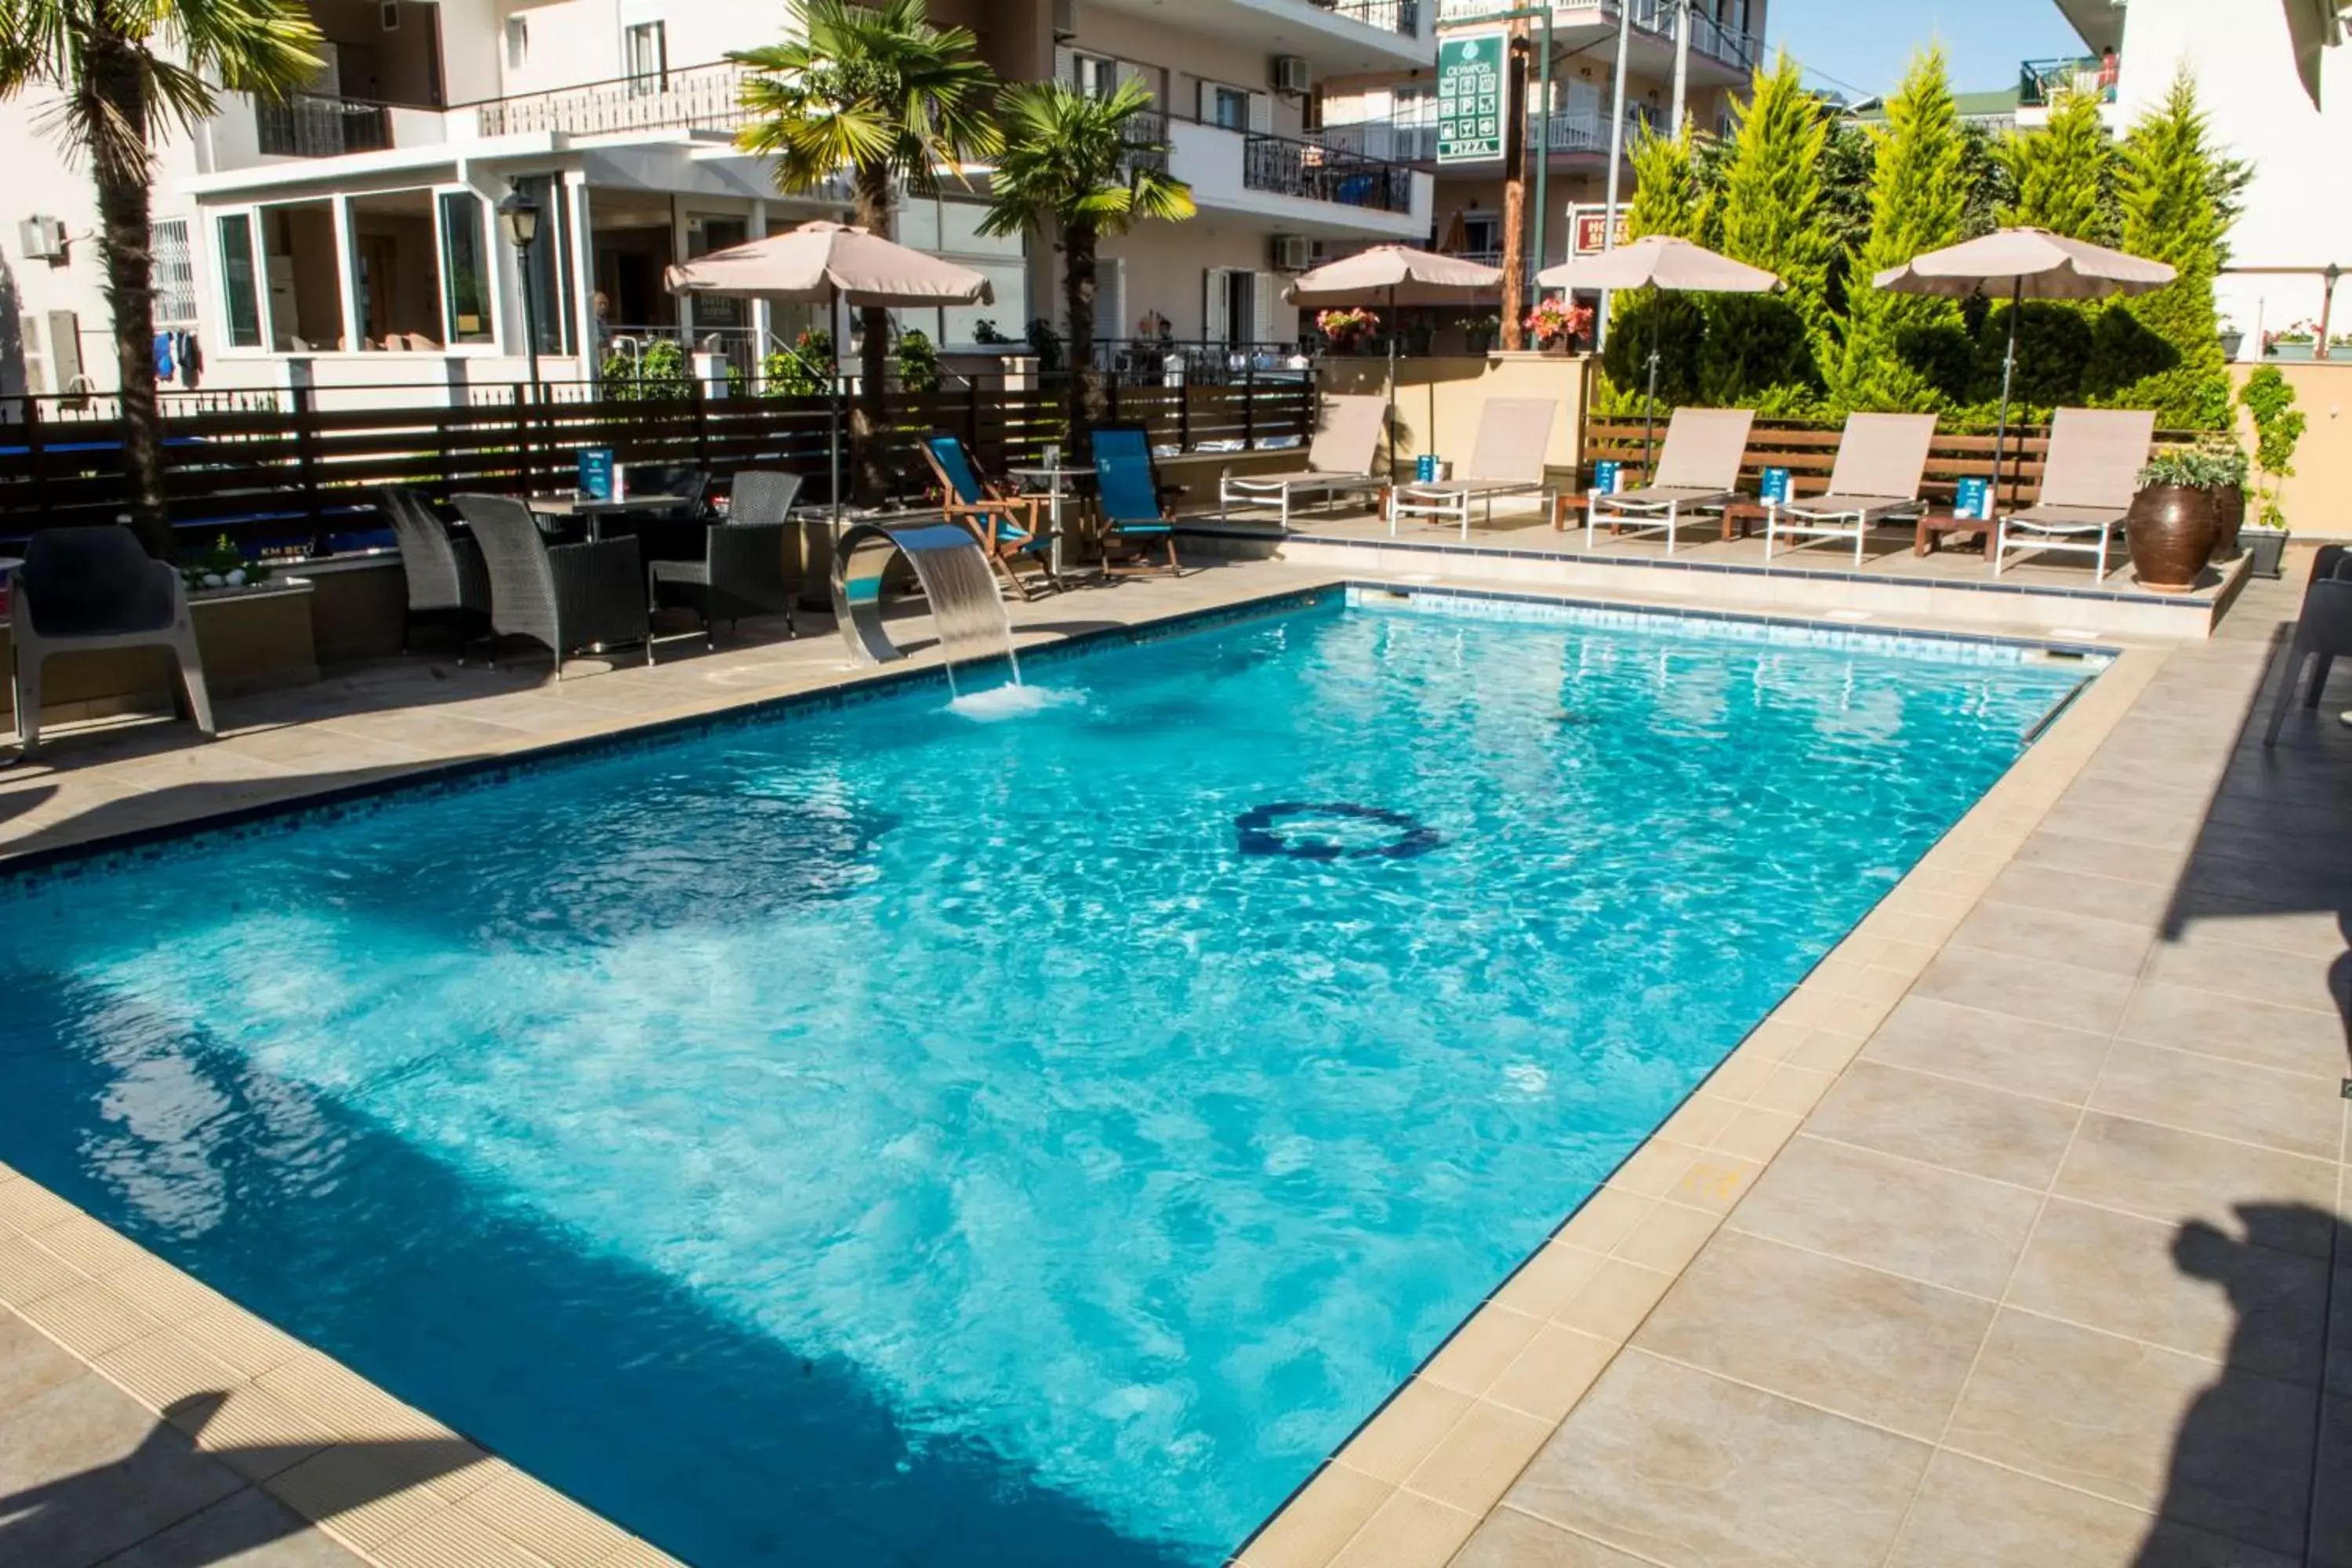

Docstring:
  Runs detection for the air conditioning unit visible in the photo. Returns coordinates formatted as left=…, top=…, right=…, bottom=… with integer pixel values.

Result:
left=17, top=216, right=67, bottom=263
left=1051, top=0, right=1078, bottom=42
left=1272, top=55, right=1312, bottom=96
left=1269, top=234, right=1312, bottom=272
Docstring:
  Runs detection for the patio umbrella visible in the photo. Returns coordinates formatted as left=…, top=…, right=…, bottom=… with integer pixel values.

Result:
left=1283, top=245, right=1503, bottom=482
left=1873, top=227, right=2174, bottom=511
left=1537, top=237, right=1777, bottom=479
left=666, top=221, right=994, bottom=524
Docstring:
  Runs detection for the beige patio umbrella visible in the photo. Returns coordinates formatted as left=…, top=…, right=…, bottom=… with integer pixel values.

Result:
left=1875, top=227, right=2176, bottom=506
left=1284, top=246, right=1504, bottom=481
left=1537, top=237, right=1779, bottom=477
left=666, top=221, right=994, bottom=521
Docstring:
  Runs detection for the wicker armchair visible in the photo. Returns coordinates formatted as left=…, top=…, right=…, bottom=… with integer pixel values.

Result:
left=377, top=486, right=490, bottom=659
left=649, top=470, right=800, bottom=647
left=452, top=495, right=652, bottom=678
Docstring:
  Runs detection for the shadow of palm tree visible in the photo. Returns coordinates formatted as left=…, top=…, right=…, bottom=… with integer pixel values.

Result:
left=2137, top=1202, right=2348, bottom=1566
left=0, top=1390, right=482, bottom=1567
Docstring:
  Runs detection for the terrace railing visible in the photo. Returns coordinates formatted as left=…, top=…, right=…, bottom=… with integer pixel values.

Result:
left=1309, top=0, right=1422, bottom=35
left=255, top=93, right=394, bottom=157
left=472, top=60, right=752, bottom=137
left=2020, top=56, right=2115, bottom=107
left=0, top=375, right=1316, bottom=554
left=1243, top=132, right=1416, bottom=214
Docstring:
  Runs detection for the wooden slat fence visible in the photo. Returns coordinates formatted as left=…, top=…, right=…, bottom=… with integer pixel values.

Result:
left=0, top=375, right=1316, bottom=556
left=1578, top=415, right=2194, bottom=511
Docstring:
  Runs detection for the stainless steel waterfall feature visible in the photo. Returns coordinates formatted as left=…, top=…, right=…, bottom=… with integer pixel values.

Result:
left=830, top=520, right=1021, bottom=688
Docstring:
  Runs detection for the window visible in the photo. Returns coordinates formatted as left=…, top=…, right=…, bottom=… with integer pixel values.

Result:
left=1073, top=52, right=1116, bottom=99
left=347, top=189, right=447, bottom=349
left=259, top=201, right=344, bottom=350
left=151, top=219, right=198, bottom=328
left=437, top=190, right=495, bottom=344
left=685, top=214, right=746, bottom=334
left=624, top=21, right=666, bottom=94
left=504, top=16, right=528, bottom=69
left=515, top=175, right=576, bottom=354
left=1213, top=86, right=1250, bottom=130
left=216, top=213, right=263, bottom=348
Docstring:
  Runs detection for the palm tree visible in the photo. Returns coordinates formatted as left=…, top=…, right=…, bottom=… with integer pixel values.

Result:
left=0, top=0, right=319, bottom=554
left=979, top=79, right=1194, bottom=463
left=730, top=0, right=999, bottom=497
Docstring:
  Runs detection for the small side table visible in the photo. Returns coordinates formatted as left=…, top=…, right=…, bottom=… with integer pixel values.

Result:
left=1915, top=514, right=1994, bottom=557
left=1005, top=466, right=1083, bottom=576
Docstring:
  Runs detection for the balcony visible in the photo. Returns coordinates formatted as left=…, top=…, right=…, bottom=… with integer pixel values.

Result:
left=254, top=93, right=394, bottom=158
left=1320, top=102, right=1664, bottom=165
left=1244, top=132, right=1416, bottom=213
left=2019, top=55, right=2117, bottom=107
left=1167, top=119, right=1431, bottom=237
left=1308, top=0, right=1421, bottom=34
left=471, top=61, right=753, bottom=139
left=1436, top=0, right=1760, bottom=78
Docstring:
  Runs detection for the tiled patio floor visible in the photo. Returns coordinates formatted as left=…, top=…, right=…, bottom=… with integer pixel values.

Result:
left=2, top=552, right=2346, bottom=1567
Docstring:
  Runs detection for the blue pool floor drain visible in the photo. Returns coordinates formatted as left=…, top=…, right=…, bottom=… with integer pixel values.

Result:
left=1234, top=801, right=1443, bottom=862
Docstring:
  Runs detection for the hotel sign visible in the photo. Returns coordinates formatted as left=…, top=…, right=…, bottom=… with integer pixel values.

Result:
left=1436, top=30, right=1508, bottom=164
left=1570, top=204, right=1633, bottom=256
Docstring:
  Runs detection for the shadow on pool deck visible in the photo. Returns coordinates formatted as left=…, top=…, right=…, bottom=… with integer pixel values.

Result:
left=0, top=988, right=1203, bottom=1568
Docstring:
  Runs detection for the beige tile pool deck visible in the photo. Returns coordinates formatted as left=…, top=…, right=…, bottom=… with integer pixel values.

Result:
left=1, top=550, right=2345, bottom=1567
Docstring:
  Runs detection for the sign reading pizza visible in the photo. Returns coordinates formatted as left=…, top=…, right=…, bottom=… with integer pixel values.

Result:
left=1436, top=30, right=1508, bottom=164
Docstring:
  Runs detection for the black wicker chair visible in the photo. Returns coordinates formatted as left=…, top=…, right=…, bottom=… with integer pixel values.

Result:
left=453, top=495, right=652, bottom=678
left=378, top=486, right=490, bottom=659
left=649, top=471, right=800, bottom=647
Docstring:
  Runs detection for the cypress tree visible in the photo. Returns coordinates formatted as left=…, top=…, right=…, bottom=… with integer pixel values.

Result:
left=1626, top=125, right=1705, bottom=240
left=1999, top=89, right=2111, bottom=241
left=1602, top=127, right=1708, bottom=412
left=2093, top=71, right=2232, bottom=426
left=1832, top=47, right=1969, bottom=410
left=1706, top=54, right=1835, bottom=404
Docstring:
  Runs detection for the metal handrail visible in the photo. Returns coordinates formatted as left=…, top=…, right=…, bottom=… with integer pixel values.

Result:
left=1311, top=0, right=1421, bottom=35
left=1240, top=129, right=1416, bottom=213
left=254, top=92, right=394, bottom=157
left=473, top=60, right=753, bottom=137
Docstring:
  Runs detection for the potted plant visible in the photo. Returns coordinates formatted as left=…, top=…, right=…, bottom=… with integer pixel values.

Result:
left=180, top=534, right=272, bottom=594
left=2263, top=319, right=2318, bottom=361
left=2216, top=316, right=2243, bottom=360
left=2183, top=433, right=2251, bottom=562
left=2239, top=365, right=2307, bottom=579
left=1025, top=318, right=1065, bottom=372
left=1459, top=314, right=1501, bottom=354
left=1402, top=317, right=1435, bottom=356
left=1525, top=298, right=1595, bottom=354
left=2125, top=450, right=2219, bottom=593
left=1316, top=307, right=1380, bottom=355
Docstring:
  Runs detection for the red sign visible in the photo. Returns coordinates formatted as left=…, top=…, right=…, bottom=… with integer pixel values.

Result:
left=1570, top=205, right=1632, bottom=258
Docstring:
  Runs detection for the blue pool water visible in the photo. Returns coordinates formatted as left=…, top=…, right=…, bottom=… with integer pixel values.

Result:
left=0, top=592, right=2095, bottom=1566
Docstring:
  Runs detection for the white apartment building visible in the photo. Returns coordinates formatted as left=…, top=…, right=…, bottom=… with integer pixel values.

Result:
left=2040, top=0, right=2350, bottom=356
left=0, top=0, right=1436, bottom=405
left=1317, top=0, right=1766, bottom=278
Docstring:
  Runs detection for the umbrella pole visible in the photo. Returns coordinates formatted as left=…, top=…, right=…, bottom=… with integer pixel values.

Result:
left=1643, top=309, right=1661, bottom=481
left=829, top=288, right=844, bottom=539
left=1990, top=278, right=2020, bottom=517
left=1386, top=285, right=1399, bottom=486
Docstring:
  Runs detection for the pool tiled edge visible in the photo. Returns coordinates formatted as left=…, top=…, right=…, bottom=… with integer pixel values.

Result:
left=1228, top=642, right=2163, bottom=1568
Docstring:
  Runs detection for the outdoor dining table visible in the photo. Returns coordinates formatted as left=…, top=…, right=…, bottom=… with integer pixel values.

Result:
left=525, top=493, right=691, bottom=542
left=1004, top=465, right=1083, bottom=575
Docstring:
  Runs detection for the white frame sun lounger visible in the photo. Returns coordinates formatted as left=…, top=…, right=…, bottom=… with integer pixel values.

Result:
left=1584, top=408, right=1757, bottom=555
left=1218, top=394, right=1389, bottom=529
left=1764, top=412, right=1937, bottom=567
left=1991, top=407, right=2156, bottom=579
left=1385, top=398, right=1558, bottom=540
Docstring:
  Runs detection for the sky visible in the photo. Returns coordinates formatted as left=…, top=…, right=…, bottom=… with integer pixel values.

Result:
left=1762, top=0, right=2090, bottom=100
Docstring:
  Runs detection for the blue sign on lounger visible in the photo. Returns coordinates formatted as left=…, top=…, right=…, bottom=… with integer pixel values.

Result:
left=1955, top=477, right=1991, bottom=520
left=578, top=448, right=615, bottom=501
left=1759, top=466, right=1791, bottom=504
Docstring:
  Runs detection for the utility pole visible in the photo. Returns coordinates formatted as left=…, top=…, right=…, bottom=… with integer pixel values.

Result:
left=1597, top=0, right=1635, bottom=349
left=1669, top=0, right=1692, bottom=137
left=1498, top=20, right=1530, bottom=350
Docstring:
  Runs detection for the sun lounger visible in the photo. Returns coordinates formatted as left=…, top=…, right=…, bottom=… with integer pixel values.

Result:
left=1386, top=398, right=1558, bottom=540
left=1584, top=408, right=1757, bottom=554
left=1091, top=423, right=1181, bottom=575
left=1992, top=408, right=2156, bottom=579
left=1218, top=394, right=1388, bottom=528
left=1764, top=412, right=1937, bottom=566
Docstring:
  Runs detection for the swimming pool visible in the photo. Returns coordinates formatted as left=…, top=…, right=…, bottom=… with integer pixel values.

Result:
left=0, top=588, right=2098, bottom=1565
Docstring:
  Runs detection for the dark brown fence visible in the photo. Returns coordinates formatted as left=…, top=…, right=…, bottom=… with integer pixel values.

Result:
left=1578, top=414, right=2195, bottom=512
left=0, top=375, right=1316, bottom=556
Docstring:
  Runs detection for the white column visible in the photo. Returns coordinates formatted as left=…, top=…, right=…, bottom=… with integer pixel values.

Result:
left=330, top=195, right=361, bottom=350
left=750, top=198, right=772, bottom=386
left=1670, top=0, right=1691, bottom=137
left=567, top=173, right=597, bottom=381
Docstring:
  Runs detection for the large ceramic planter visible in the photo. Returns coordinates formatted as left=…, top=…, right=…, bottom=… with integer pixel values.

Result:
left=2218, top=331, right=2244, bottom=360
left=2206, top=485, right=2246, bottom=561
left=2125, top=483, right=2219, bottom=593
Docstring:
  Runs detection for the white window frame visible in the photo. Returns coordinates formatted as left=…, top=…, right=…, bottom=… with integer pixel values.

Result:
left=623, top=20, right=667, bottom=95
left=504, top=15, right=528, bottom=71
left=432, top=183, right=499, bottom=354
left=211, top=206, right=270, bottom=354
left=151, top=217, right=200, bottom=328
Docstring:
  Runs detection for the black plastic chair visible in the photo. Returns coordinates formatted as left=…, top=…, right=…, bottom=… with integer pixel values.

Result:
left=2263, top=544, right=2352, bottom=745
left=649, top=470, right=799, bottom=647
left=11, top=524, right=214, bottom=755
left=453, top=495, right=652, bottom=679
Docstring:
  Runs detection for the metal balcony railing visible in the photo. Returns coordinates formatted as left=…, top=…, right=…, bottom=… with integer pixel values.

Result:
left=255, top=93, right=394, bottom=158
left=2019, top=55, right=2117, bottom=107
left=1541, top=104, right=1667, bottom=153
left=1243, top=132, right=1416, bottom=213
left=1122, top=110, right=1174, bottom=178
left=1309, top=0, right=1422, bottom=35
left=474, top=60, right=752, bottom=137
left=1440, top=0, right=1760, bottom=72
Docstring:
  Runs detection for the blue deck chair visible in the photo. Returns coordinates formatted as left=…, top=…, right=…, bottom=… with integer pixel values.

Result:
left=916, top=432, right=1058, bottom=600
left=1089, top=423, right=1181, bottom=576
